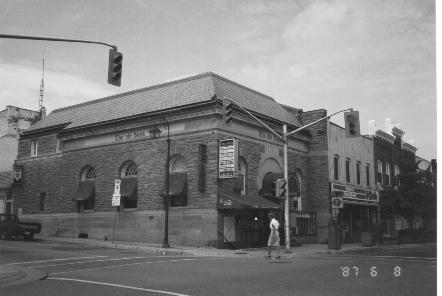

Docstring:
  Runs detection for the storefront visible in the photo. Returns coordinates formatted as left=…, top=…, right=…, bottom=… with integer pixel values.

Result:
left=331, top=183, right=379, bottom=243
left=216, top=193, right=281, bottom=249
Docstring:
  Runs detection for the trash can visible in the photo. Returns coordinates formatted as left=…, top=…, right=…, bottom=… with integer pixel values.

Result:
left=328, top=222, right=342, bottom=250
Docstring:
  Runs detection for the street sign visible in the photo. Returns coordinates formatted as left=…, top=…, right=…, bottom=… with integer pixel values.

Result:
left=112, top=194, right=121, bottom=206
left=112, top=179, right=121, bottom=206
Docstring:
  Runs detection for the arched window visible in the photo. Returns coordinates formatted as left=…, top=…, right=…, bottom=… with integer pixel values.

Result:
left=377, top=160, right=383, bottom=184
left=366, top=163, right=371, bottom=186
left=122, top=161, right=137, bottom=177
left=333, top=155, right=339, bottom=181
left=234, top=158, right=247, bottom=195
left=74, top=166, right=96, bottom=212
left=356, top=161, right=361, bottom=185
left=165, top=155, right=187, bottom=207
left=119, top=161, right=138, bottom=209
left=81, top=166, right=95, bottom=181
left=170, top=155, right=186, bottom=172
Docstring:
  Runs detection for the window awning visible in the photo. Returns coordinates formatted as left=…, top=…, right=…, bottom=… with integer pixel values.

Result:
left=160, top=172, right=187, bottom=197
left=120, top=177, right=137, bottom=199
left=217, top=193, right=281, bottom=210
left=72, top=180, right=95, bottom=201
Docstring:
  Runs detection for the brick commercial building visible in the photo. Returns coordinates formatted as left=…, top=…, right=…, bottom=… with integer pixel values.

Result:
left=12, top=72, right=333, bottom=248
left=370, top=121, right=418, bottom=239
left=328, top=122, right=379, bottom=244
left=0, top=106, right=41, bottom=214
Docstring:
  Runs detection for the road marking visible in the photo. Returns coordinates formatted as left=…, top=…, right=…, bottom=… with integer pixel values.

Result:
left=30, top=256, right=148, bottom=268
left=47, top=277, right=191, bottom=296
left=0, top=245, right=84, bottom=254
left=7, top=255, right=109, bottom=265
left=329, top=255, right=437, bottom=262
left=49, top=258, right=208, bottom=275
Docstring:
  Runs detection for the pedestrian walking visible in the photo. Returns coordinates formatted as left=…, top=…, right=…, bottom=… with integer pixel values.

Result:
left=266, top=212, right=280, bottom=259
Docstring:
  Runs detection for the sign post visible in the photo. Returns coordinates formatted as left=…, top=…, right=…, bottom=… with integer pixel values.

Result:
left=112, top=178, right=121, bottom=243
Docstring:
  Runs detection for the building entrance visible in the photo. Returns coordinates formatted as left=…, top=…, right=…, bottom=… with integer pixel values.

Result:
left=341, top=204, right=378, bottom=243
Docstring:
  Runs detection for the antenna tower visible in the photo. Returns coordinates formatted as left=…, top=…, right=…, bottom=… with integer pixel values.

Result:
left=39, top=54, right=45, bottom=110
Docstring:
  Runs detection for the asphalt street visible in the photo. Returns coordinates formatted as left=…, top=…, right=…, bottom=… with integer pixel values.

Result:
left=0, top=239, right=437, bottom=296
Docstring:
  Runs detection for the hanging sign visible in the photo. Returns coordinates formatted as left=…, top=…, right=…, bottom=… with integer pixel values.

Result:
left=218, top=139, right=238, bottom=179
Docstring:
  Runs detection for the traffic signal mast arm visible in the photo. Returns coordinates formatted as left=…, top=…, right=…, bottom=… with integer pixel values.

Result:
left=223, top=97, right=285, bottom=142
left=0, top=34, right=117, bottom=50
left=284, top=108, right=353, bottom=138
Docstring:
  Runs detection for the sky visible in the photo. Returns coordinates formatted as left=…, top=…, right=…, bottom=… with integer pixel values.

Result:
left=0, top=0, right=437, bottom=160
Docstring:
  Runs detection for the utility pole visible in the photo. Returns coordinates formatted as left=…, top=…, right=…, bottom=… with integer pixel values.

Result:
left=223, top=96, right=353, bottom=253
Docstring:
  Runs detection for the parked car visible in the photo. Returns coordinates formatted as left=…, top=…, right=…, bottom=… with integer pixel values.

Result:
left=0, top=214, right=41, bottom=240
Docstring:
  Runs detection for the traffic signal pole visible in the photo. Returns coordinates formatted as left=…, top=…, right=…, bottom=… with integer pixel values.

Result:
left=223, top=98, right=353, bottom=253
left=283, top=124, right=290, bottom=253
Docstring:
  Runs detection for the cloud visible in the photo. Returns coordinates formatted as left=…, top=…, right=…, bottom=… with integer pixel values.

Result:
left=0, top=62, right=114, bottom=113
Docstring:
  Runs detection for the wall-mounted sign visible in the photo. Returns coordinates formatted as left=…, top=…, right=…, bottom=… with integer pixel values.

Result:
left=12, top=165, right=23, bottom=183
left=331, top=183, right=379, bottom=203
left=219, top=139, right=238, bottom=179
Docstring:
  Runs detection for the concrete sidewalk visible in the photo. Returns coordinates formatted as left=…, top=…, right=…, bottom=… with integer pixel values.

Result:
left=30, top=235, right=419, bottom=258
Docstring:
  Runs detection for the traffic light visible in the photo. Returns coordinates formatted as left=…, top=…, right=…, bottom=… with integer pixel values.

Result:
left=225, top=100, right=233, bottom=124
left=344, top=110, right=360, bottom=137
left=108, top=49, right=123, bottom=86
left=275, top=179, right=287, bottom=198
left=271, top=180, right=277, bottom=197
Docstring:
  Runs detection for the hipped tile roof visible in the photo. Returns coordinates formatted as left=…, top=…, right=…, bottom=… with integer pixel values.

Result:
left=26, top=72, right=301, bottom=133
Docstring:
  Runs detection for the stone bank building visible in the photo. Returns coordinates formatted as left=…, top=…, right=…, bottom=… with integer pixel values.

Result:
left=13, top=73, right=335, bottom=248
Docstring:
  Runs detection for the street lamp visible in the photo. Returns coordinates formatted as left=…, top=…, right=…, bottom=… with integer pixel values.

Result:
left=149, top=121, right=170, bottom=248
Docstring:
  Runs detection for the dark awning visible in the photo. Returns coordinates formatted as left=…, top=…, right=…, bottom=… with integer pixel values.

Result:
left=160, top=172, right=187, bottom=197
left=72, top=180, right=95, bottom=201
left=120, top=177, right=137, bottom=199
left=217, top=193, right=281, bottom=210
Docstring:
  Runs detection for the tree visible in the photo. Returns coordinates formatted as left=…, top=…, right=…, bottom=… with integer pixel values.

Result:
left=379, top=162, right=436, bottom=231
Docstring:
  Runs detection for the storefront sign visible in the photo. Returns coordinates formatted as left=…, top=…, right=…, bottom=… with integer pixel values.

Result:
left=219, top=139, right=238, bottom=179
left=331, top=183, right=379, bottom=203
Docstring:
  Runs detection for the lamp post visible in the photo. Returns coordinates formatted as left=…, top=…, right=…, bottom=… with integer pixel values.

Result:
left=149, top=121, right=170, bottom=248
